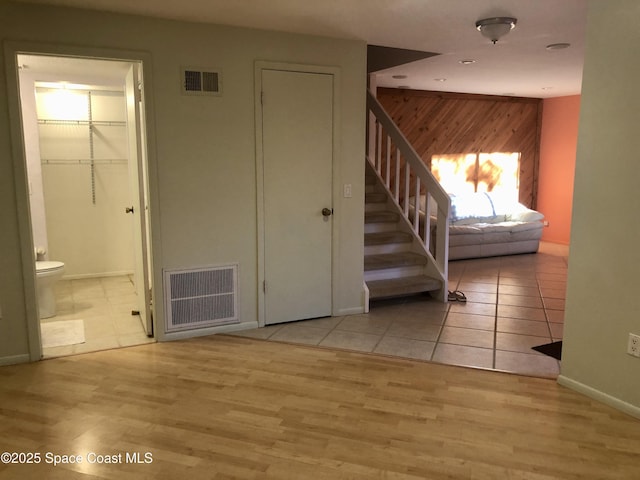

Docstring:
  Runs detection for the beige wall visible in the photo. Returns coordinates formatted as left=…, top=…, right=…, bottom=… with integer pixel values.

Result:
left=0, top=2, right=366, bottom=361
left=560, top=0, right=640, bottom=412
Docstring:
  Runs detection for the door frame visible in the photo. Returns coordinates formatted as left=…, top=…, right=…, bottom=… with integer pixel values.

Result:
left=4, top=41, right=161, bottom=360
left=254, top=61, right=341, bottom=328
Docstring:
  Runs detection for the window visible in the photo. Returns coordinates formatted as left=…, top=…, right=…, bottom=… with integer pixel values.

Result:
left=431, top=152, right=520, bottom=201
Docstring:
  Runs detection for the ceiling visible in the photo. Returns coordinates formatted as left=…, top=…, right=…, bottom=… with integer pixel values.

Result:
left=13, top=0, right=588, bottom=98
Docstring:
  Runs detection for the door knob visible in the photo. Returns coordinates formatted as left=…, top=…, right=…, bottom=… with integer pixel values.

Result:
left=125, top=206, right=135, bottom=214
left=322, top=208, right=332, bottom=217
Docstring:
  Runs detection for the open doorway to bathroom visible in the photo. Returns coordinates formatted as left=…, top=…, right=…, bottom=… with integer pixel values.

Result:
left=16, top=54, right=155, bottom=358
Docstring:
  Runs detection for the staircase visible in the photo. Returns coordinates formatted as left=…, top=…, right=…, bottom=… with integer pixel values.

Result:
left=365, top=90, right=451, bottom=303
left=365, top=164, right=442, bottom=300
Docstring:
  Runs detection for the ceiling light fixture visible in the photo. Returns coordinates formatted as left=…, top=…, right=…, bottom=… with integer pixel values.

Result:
left=434, top=78, right=447, bottom=82
left=459, top=59, right=476, bottom=65
left=475, top=17, right=517, bottom=44
left=392, top=74, right=408, bottom=79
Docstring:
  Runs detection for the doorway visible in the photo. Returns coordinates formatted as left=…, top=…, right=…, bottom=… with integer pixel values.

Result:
left=15, top=54, right=154, bottom=357
left=257, top=66, right=335, bottom=325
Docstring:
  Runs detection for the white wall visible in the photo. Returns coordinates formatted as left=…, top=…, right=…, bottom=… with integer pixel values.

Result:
left=0, top=1, right=366, bottom=359
left=18, top=72, right=48, bottom=256
left=560, top=0, right=640, bottom=414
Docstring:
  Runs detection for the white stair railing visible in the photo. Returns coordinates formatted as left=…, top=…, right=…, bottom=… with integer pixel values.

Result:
left=366, top=90, right=450, bottom=298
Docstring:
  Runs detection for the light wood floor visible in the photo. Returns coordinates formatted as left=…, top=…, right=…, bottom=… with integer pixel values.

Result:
left=0, top=335, right=638, bottom=479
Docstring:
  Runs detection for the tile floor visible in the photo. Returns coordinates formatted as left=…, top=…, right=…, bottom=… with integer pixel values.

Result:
left=231, top=242, right=568, bottom=379
left=41, top=275, right=155, bottom=358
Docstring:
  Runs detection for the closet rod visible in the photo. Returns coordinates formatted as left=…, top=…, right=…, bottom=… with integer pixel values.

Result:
left=37, top=119, right=126, bottom=126
left=41, top=158, right=127, bottom=165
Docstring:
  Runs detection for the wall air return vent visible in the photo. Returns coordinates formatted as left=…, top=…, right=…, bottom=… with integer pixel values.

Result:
left=164, top=264, right=238, bottom=332
left=181, top=67, right=222, bottom=96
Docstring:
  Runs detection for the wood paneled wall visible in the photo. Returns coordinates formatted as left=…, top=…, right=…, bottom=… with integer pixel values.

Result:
left=376, top=88, right=543, bottom=208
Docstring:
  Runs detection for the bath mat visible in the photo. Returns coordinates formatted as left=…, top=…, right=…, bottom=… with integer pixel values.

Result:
left=41, top=319, right=85, bottom=348
left=532, top=340, right=562, bottom=360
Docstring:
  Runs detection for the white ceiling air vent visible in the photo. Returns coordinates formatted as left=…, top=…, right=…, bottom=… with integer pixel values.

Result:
left=181, top=67, right=222, bottom=96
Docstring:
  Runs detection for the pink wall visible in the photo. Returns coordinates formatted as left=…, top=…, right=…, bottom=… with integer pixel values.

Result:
left=537, top=95, right=581, bottom=245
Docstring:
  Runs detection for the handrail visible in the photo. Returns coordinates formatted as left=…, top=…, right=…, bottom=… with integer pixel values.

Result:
left=366, top=90, right=450, bottom=278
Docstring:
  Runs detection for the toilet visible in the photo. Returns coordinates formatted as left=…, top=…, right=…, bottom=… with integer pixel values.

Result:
left=35, top=260, right=65, bottom=319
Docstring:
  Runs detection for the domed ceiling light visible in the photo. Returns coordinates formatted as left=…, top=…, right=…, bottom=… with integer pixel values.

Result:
left=475, top=17, right=517, bottom=44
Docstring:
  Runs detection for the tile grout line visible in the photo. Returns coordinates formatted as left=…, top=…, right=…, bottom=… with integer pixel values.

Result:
left=369, top=304, right=406, bottom=354
left=493, top=260, right=502, bottom=370
left=537, top=268, right=563, bottom=371
left=316, top=320, right=338, bottom=347
left=429, top=264, right=464, bottom=362
left=428, top=303, right=451, bottom=362
left=536, top=269, right=557, bottom=343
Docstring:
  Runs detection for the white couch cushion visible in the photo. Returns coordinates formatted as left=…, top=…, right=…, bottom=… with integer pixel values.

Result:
left=412, top=192, right=545, bottom=225
left=449, top=221, right=543, bottom=246
left=450, top=193, right=501, bottom=224
left=485, top=192, right=545, bottom=222
left=508, top=208, right=545, bottom=222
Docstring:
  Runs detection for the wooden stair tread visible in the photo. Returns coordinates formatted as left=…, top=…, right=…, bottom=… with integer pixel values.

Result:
left=364, top=252, right=427, bottom=271
left=364, top=160, right=446, bottom=303
left=367, top=275, right=441, bottom=299
left=365, top=211, right=399, bottom=224
left=365, top=231, right=412, bottom=246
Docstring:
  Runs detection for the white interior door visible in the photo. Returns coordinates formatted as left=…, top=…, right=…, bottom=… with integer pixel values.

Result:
left=125, top=63, right=152, bottom=335
left=261, top=69, right=333, bottom=325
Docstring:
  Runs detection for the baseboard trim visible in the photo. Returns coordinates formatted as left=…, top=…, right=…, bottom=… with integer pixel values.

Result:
left=0, top=353, right=31, bottom=366
left=63, top=271, right=134, bottom=280
left=558, top=375, right=640, bottom=420
left=336, top=306, right=366, bottom=316
left=160, top=321, right=259, bottom=342
left=363, top=282, right=370, bottom=314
